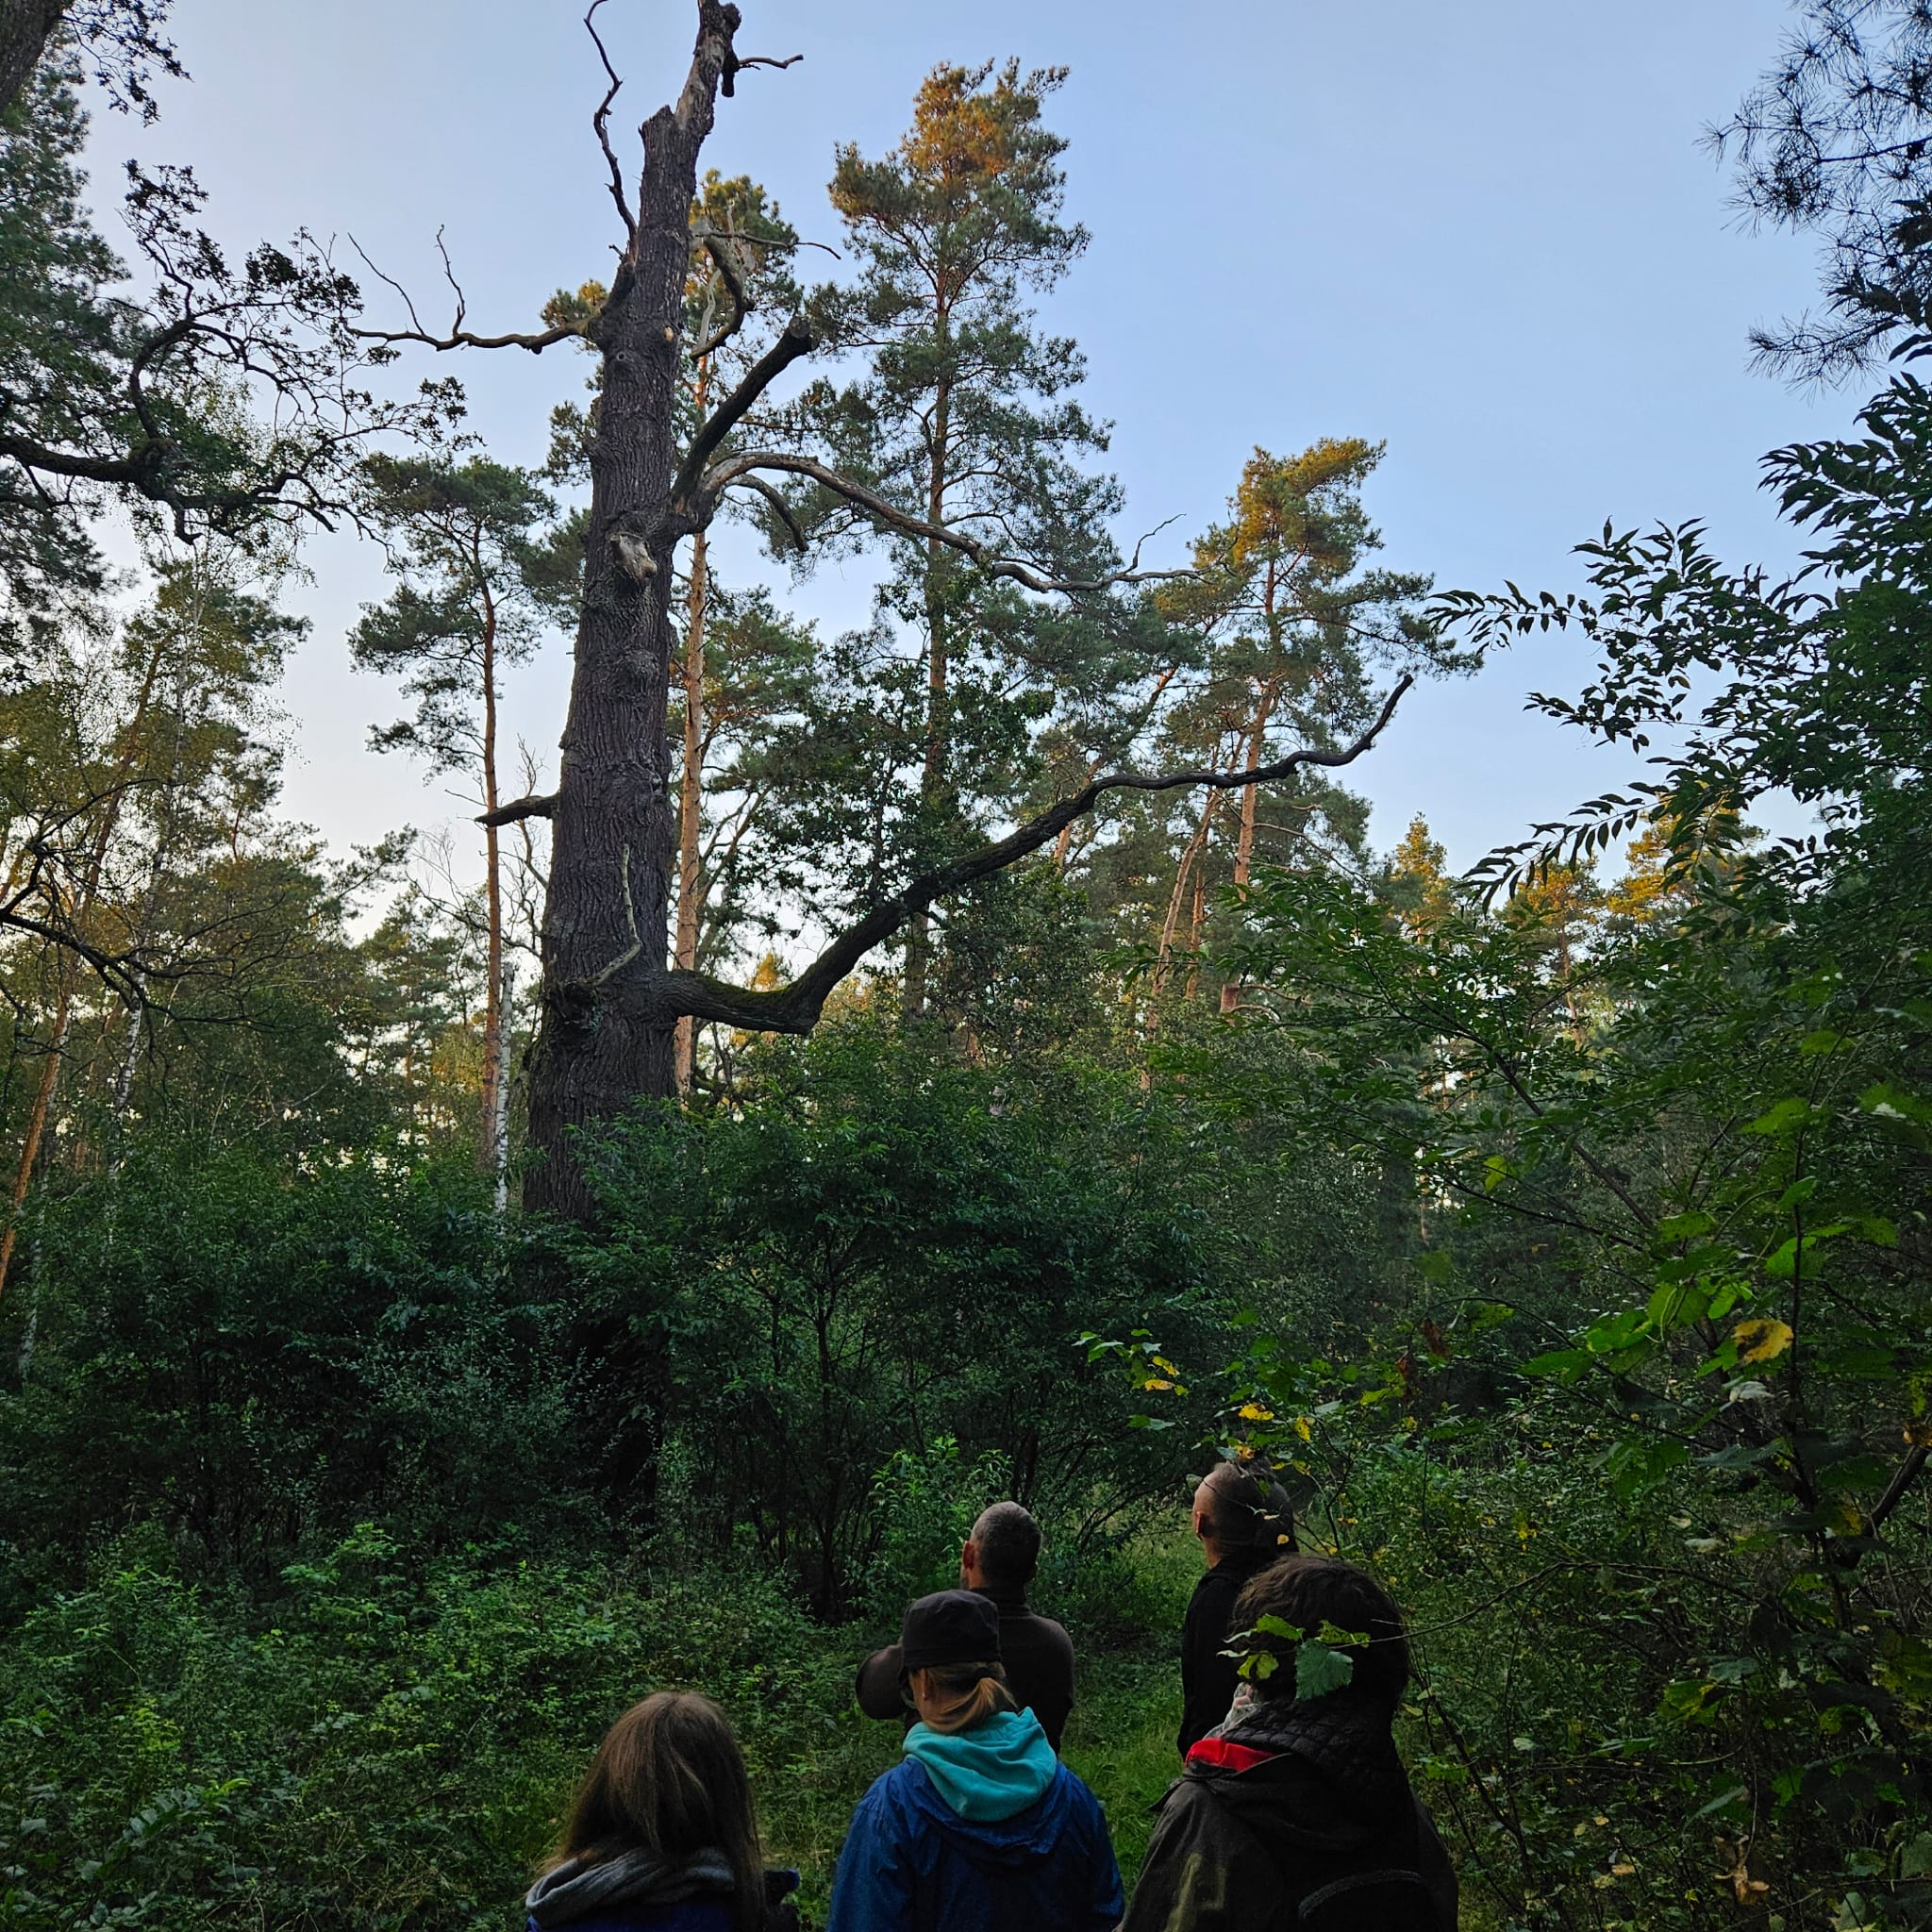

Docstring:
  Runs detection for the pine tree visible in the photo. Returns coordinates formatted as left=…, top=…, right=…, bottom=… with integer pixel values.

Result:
left=351, top=445, right=558, bottom=1192
left=799, top=59, right=1118, bottom=1016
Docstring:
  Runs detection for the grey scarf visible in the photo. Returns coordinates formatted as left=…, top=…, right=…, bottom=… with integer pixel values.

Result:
left=525, top=1846, right=737, bottom=1929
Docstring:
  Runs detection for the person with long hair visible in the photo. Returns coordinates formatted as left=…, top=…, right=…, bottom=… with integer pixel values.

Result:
left=525, top=1690, right=795, bottom=1932
left=1124, top=1556, right=1457, bottom=1931
left=826, top=1591, right=1121, bottom=1932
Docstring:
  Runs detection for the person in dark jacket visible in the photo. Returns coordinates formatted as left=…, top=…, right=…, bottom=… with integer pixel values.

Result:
left=827, top=1589, right=1121, bottom=1932
left=1126, top=1555, right=1457, bottom=1932
left=858, top=1501, right=1077, bottom=1749
left=1176, top=1463, right=1295, bottom=1757
left=525, top=1690, right=799, bottom=1932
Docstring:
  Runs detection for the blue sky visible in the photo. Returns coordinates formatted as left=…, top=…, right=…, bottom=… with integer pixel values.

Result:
left=90, top=0, right=1851, bottom=881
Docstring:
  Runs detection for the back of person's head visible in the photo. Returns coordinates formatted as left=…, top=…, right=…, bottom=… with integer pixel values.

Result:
left=901, top=1588, right=1017, bottom=1736
left=970, top=1501, right=1042, bottom=1588
left=1232, top=1555, right=1410, bottom=1707
left=549, top=1690, right=764, bottom=1931
left=1195, top=1460, right=1295, bottom=1553
left=911, top=1659, right=1019, bottom=1734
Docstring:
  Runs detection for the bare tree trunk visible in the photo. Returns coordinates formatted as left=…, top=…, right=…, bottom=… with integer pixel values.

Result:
left=487, top=2, right=1418, bottom=1217
left=111, top=992, right=142, bottom=1116
left=673, top=522, right=708, bottom=1094
left=522, top=2, right=737, bottom=1223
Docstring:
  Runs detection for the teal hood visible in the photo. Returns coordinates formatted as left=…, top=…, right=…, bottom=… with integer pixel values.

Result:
left=901, top=1707, right=1058, bottom=1822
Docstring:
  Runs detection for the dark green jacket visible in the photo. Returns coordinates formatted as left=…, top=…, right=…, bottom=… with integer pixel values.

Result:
left=1124, top=1695, right=1457, bottom=1932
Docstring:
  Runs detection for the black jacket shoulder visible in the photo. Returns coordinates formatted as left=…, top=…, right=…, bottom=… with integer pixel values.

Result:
left=1125, top=1763, right=1455, bottom=1932
left=1178, top=1554, right=1272, bottom=1755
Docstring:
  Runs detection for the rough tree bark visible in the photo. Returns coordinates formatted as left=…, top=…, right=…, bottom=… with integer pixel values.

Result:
left=903, top=335, right=955, bottom=1024
left=0, top=0, right=63, bottom=114
left=516, top=3, right=743, bottom=1219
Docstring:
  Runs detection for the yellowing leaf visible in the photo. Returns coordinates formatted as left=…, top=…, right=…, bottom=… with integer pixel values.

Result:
left=1734, top=1318, right=1793, bottom=1365
left=1238, top=1402, right=1275, bottom=1423
left=1141, top=1376, right=1174, bottom=1391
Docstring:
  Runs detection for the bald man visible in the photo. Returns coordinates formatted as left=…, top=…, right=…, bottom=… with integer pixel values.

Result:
left=1177, top=1461, right=1295, bottom=1757
left=856, top=1501, right=1076, bottom=1750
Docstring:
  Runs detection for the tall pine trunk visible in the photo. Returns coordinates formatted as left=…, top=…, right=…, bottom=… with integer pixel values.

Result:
left=902, top=353, right=952, bottom=1024
left=1220, top=683, right=1279, bottom=1015
left=673, top=523, right=709, bottom=1094
left=522, top=3, right=736, bottom=1223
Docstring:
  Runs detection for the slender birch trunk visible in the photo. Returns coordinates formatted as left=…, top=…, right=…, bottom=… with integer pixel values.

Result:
left=477, top=562, right=509, bottom=1185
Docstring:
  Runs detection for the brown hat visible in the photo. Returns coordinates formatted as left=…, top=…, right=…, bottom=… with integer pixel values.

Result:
left=899, top=1590, right=1001, bottom=1671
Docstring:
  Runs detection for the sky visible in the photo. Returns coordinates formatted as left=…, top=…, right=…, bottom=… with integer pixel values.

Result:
left=85, top=0, right=1853, bottom=884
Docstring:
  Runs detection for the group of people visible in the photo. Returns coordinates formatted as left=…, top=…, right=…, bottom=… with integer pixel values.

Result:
left=524, top=1470, right=1457, bottom=1932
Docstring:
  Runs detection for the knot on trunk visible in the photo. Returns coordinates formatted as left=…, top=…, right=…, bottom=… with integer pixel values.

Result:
left=607, top=514, right=660, bottom=585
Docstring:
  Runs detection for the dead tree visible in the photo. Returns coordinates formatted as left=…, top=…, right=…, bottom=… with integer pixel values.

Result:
left=380, top=1, right=1412, bottom=1221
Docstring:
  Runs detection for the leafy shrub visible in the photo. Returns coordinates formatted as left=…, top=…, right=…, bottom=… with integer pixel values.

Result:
left=0, top=1143, right=573, bottom=1580
left=577, top=1019, right=1231, bottom=1612
left=0, top=1529, right=898, bottom=1930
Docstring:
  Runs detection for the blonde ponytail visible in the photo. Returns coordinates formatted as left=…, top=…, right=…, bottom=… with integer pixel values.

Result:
left=909, top=1661, right=1016, bottom=1735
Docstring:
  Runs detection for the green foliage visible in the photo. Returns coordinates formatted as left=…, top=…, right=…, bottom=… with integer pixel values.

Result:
left=0, top=1533, right=895, bottom=1929
left=0, top=58, right=450, bottom=664
left=1126, top=372, right=1932, bottom=1931
left=0, top=64, right=125, bottom=654
left=1, top=1144, right=568, bottom=1574
left=575, top=1019, right=1231, bottom=1611
left=10, top=15, right=1932, bottom=1932
left=351, top=443, right=559, bottom=778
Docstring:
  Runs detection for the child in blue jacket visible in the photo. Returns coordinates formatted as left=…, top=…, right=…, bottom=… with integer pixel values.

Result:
left=827, top=1591, right=1122, bottom=1932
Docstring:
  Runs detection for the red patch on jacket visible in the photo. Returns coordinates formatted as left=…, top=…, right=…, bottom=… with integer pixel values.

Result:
left=1186, top=1736, right=1275, bottom=1773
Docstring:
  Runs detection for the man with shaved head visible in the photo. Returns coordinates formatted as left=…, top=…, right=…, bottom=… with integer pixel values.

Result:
left=856, top=1500, right=1076, bottom=1750
left=1177, top=1461, right=1295, bottom=1757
